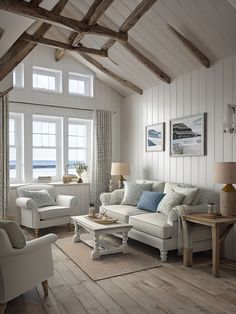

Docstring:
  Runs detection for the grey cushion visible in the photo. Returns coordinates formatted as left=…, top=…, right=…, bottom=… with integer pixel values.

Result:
left=136, top=180, right=165, bottom=192
left=0, top=220, right=26, bottom=249
left=158, top=191, right=185, bottom=216
left=164, top=183, right=198, bottom=205
left=22, top=189, right=56, bottom=208
left=121, top=182, right=153, bottom=206
left=100, top=205, right=147, bottom=223
left=129, top=213, right=173, bottom=239
left=39, top=205, right=72, bottom=220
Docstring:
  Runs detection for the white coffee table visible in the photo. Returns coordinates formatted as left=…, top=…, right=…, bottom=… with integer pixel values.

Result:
left=72, top=215, right=133, bottom=260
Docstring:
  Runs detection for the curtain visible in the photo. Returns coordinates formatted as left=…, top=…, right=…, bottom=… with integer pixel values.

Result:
left=0, top=93, right=9, bottom=220
left=91, top=110, right=112, bottom=209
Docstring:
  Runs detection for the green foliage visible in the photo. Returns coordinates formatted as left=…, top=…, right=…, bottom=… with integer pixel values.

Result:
left=73, top=162, right=88, bottom=176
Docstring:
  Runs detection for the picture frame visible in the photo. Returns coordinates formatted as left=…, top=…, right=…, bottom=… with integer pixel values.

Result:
left=145, top=122, right=165, bottom=152
left=170, top=113, right=206, bottom=156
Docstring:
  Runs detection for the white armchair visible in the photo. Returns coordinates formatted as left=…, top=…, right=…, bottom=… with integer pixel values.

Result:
left=0, top=226, right=57, bottom=311
left=16, top=184, right=78, bottom=237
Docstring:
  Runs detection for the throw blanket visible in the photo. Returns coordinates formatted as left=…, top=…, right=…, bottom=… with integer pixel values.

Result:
left=172, top=204, right=208, bottom=255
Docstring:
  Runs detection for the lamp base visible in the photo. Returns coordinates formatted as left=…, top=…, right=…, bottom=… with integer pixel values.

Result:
left=118, top=175, right=126, bottom=189
left=220, top=184, right=236, bottom=217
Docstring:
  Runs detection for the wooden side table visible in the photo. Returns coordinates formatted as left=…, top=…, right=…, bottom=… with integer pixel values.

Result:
left=181, top=214, right=236, bottom=277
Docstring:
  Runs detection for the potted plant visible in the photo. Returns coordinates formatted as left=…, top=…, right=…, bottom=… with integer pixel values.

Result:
left=74, top=162, right=88, bottom=183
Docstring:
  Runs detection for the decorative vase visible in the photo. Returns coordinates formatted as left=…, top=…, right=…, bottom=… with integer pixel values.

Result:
left=77, top=176, right=83, bottom=183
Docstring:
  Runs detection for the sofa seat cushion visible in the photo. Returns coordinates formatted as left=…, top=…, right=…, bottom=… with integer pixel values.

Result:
left=39, top=206, right=72, bottom=220
left=129, top=213, right=173, bottom=239
left=100, top=205, right=147, bottom=223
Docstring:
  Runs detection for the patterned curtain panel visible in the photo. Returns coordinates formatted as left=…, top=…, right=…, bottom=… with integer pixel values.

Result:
left=0, top=93, right=9, bottom=220
left=91, top=110, right=112, bottom=209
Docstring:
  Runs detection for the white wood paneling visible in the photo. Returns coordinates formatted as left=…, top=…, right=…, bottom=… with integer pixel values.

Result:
left=122, top=54, right=236, bottom=260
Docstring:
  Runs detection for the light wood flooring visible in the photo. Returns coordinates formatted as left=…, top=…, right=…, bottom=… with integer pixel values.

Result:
left=5, top=227, right=236, bottom=314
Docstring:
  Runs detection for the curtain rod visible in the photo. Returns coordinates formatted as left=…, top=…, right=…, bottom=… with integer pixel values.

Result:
left=9, top=100, right=116, bottom=113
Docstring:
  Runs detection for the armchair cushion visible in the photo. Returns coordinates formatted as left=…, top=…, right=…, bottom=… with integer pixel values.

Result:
left=0, top=220, right=26, bottom=249
left=39, top=205, right=72, bottom=220
left=121, top=182, right=153, bottom=206
left=22, top=189, right=55, bottom=208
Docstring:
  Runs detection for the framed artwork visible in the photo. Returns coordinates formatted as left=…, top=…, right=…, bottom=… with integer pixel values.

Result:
left=170, top=113, right=206, bottom=156
left=145, top=123, right=165, bottom=152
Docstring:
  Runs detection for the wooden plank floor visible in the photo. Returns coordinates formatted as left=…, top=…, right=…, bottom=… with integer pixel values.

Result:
left=5, top=227, right=236, bottom=314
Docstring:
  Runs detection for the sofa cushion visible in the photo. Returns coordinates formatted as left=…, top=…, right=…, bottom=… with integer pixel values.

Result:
left=129, top=213, right=173, bottom=239
left=100, top=205, right=147, bottom=223
left=0, top=220, right=26, bottom=249
left=137, top=191, right=165, bottom=212
left=136, top=180, right=165, bottom=193
left=39, top=206, right=72, bottom=220
left=110, top=189, right=125, bottom=205
left=158, top=191, right=184, bottom=216
left=121, top=182, right=153, bottom=206
left=164, top=183, right=198, bottom=205
left=22, top=189, right=55, bottom=208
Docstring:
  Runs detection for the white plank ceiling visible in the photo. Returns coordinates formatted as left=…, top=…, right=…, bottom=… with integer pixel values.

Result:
left=1, top=0, right=236, bottom=96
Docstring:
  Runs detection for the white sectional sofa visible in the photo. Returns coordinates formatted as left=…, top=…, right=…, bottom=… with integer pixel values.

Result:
left=100, top=180, right=219, bottom=261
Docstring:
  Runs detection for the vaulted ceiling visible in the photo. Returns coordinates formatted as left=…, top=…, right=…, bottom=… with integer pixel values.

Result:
left=0, top=0, right=236, bottom=96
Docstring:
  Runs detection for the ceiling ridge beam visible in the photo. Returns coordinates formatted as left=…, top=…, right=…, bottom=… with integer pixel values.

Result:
left=0, top=0, right=68, bottom=82
left=78, top=52, right=143, bottom=95
left=0, top=0, right=125, bottom=41
left=167, top=24, right=211, bottom=68
left=22, top=33, right=108, bottom=57
left=56, top=0, right=114, bottom=62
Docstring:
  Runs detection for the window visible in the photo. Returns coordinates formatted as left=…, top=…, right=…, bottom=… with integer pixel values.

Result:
left=32, top=115, right=62, bottom=179
left=13, top=63, right=24, bottom=88
left=68, top=72, right=93, bottom=97
left=9, top=113, right=23, bottom=182
left=32, top=66, right=62, bottom=93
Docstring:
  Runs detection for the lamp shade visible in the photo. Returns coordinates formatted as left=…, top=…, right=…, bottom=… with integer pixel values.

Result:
left=214, top=162, right=236, bottom=184
left=111, top=162, right=130, bottom=176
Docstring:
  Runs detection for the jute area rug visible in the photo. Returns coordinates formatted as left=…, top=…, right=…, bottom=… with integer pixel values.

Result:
left=56, top=234, right=162, bottom=281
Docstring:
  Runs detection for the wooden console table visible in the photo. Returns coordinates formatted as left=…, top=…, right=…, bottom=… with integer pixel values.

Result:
left=181, top=214, right=236, bottom=277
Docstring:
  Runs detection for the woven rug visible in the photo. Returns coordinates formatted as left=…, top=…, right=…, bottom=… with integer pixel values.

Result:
left=56, top=234, right=162, bottom=281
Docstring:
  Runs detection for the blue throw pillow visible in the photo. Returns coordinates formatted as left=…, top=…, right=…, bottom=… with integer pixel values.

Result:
left=137, top=191, right=166, bottom=212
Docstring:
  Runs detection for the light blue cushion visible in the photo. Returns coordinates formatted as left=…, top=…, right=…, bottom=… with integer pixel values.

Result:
left=22, top=189, right=55, bottom=208
left=137, top=191, right=166, bottom=212
left=121, top=182, right=153, bottom=206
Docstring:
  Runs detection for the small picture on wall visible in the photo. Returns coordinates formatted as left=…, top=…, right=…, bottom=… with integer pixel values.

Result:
left=170, top=113, right=206, bottom=156
left=146, top=123, right=165, bottom=152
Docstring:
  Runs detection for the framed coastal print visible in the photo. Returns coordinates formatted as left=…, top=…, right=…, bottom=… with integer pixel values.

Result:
left=170, top=113, right=206, bottom=156
left=145, top=123, right=165, bottom=152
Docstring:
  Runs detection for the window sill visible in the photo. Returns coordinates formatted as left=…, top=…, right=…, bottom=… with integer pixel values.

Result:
left=10, top=181, right=90, bottom=189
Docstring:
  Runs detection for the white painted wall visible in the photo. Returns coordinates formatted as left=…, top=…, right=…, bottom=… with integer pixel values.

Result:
left=9, top=45, right=123, bottom=161
left=121, top=54, right=236, bottom=260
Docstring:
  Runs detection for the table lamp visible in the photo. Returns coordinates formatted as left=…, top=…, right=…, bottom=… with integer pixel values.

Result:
left=214, top=162, right=236, bottom=216
left=111, top=162, right=130, bottom=189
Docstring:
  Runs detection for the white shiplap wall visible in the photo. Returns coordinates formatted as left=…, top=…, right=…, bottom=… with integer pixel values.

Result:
left=122, top=54, right=236, bottom=260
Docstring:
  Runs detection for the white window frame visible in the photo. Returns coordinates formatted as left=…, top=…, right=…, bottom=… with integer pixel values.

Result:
left=68, top=72, right=94, bottom=97
left=32, top=66, right=62, bottom=93
left=9, top=112, right=23, bottom=183
left=65, top=118, right=92, bottom=176
left=13, top=63, right=24, bottom=89
left=32, top=115, right=62, bottom=181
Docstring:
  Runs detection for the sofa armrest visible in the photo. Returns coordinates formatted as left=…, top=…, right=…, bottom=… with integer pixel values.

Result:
left=100, top=192, right=112, bottom=206
left=15, top=197, right=38, bottom=210
left=56, top=195, right=78, bottom=208
left=167, top=203, right=208, bottom=223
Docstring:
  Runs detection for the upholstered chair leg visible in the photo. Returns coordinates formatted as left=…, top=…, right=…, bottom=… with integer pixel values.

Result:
left=42, top=280, right=48, bottom=297
left=35, top=229, right=39, bottom=238
left=160, top=250, right=168, bottom=262
left=0, top=303, right=7, bottom=314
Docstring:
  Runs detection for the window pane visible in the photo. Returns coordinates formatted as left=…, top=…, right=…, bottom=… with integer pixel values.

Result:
left=42, top=134, right=49, bottom=146
left=76, top=125, right=85, bottom=136
left=10, top=148, right=16, bottom=178
left=76, top=137, right=85, bottom=147
left=49, top=135, right=56, bottom=146
left=49, top=123, right=55, bottom=134
left=9, top=132, right=15, bottom=146
left=33, top=148, right=56, bottom=178
left=42, top=122, right=49, bottom=134
left=68, top=149, right=85, bottom=163
left=33, top=121, right=41, bottom=133
left=69, top=136, right=77, bottom=147
left=33, top=134, right=41, bottom=146
left=69, top=124, right=77, bottom=135
left=9, top=119, right=15, bottom=132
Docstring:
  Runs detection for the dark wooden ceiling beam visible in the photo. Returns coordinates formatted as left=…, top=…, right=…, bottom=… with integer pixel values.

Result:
left=168, top=24, right=211, bottom=68
left=0, top=0, right=126, bottom=41
left=79, top=53, right=143, bottom=94
left=22, top=33, right=108, bottom=57
left=0, top=0, right=68, bottom=82
left=56, top=0, right=114, bottom=62
left=120, top=41, right=171, bottom=84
